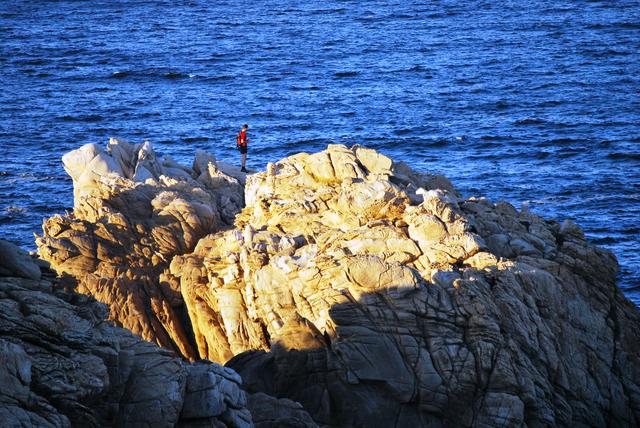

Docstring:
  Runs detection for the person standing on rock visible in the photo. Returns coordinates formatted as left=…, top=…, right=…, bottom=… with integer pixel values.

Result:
left=236, top=124, right=249, bottom=172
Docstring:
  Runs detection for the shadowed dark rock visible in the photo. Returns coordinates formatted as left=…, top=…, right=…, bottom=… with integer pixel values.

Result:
left=0, top=268, right=254, bottom=427
left=0, top=239, right=41, bottom=280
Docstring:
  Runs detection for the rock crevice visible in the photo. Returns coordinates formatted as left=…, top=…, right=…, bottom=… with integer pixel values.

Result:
left=36, top=139, right=246, bottom=360
left=0, top=247, right=253, bottom=427
left=34, top=142, right=640, bottom=427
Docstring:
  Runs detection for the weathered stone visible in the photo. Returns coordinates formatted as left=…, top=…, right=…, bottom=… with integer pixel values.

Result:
left=35, top=143, right=640, bottom=428
left=36, top=140, right=244, bottom=361
left=0, top=239, right=41, bottom=280
left=247, top=393, right=318, bottom=428
left=0, top=267, right=256, bottom=428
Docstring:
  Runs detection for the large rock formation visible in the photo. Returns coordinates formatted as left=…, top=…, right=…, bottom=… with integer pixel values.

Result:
left=0, top=239, right=253, bottom=428
left=36, top=138, right=245, bottom=360
left=37, top=142, right=640, bottom=427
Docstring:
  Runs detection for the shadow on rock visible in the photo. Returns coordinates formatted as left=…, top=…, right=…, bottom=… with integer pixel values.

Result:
left=226, top=262, right=640, bottom=428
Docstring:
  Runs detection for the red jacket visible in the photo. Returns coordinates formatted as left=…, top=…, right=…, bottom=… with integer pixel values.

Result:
left=237, top=130, right=247, bottom=147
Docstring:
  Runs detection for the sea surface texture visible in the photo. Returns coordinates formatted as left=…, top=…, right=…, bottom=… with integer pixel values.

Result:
left=1, top=1, right=639, bottom=304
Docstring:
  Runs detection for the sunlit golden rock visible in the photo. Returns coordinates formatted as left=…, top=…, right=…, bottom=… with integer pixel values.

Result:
left=36, top=139, right=245, bottom=360
left=38, top=142, right=640, bottom=428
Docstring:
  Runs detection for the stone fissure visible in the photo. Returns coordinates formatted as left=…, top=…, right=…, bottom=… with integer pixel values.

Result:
left=23, top=141, right=640, bottom=428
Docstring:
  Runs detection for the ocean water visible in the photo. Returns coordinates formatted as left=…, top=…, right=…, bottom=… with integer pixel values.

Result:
left=0, top=1, right=639, bottom=304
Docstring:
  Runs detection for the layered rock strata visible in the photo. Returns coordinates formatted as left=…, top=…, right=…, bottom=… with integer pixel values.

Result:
left=37, top=143, right=640, bottom=427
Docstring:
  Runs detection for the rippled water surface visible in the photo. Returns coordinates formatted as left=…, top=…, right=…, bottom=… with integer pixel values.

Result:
left=1, top=1, right=639, bottom=304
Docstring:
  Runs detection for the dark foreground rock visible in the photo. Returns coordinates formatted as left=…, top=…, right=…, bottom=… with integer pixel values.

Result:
left=0, top=240, right=316, bottom=428
left=35, top=142, right=640, bottom=427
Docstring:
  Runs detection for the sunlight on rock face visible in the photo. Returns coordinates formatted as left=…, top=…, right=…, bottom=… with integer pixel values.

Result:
left=36, top=141, right=640, bottom=428
left=36, top=139, right=246, bottom=360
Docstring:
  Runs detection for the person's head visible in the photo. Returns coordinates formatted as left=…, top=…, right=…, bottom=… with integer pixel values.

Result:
left=243, top=124, right=248, bottom=130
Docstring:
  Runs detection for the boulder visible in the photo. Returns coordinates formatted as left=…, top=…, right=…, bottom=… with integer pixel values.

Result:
left=247, top=393, right=318, bottom=428
left=0, top=239, right=41, bottom=280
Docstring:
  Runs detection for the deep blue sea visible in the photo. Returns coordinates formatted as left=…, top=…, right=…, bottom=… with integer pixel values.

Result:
left=1, top=1, right=639, bottom=304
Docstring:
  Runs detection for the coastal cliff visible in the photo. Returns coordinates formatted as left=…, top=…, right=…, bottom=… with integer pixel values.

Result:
left=32, top=140, right=640, bottom=427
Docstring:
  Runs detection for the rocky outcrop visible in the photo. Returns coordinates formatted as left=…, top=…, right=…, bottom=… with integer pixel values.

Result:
left=36, top=139, right=245, bottom=360
left=37, top=143, right=640, bottom=427
left=0, top=240, right=318, bottom=428
left=0, top=240, right=253, bottom=428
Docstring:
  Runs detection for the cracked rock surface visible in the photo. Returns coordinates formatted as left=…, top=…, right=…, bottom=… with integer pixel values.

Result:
left=37, top=142, right=640, bottom=427
left=36, top=139, right=246, bottom=360
left=0, top=241, right=254, bottom=428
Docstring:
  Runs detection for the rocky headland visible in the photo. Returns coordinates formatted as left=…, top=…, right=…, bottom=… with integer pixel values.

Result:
left=2, top=139, right=639, bottom=427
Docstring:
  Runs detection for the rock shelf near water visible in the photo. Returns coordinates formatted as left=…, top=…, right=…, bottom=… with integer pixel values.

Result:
left=33, top=141, right=640, bottom=427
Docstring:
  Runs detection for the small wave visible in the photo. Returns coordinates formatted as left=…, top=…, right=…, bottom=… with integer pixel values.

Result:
left=257, top=95, right=278, bottom=102
left=587, top=21, right=640, bottom=30
left=407, top=64, right=429, bottom=72
left=4, top=206, right=27, bottom=215
left=585, top=49, right=632, bottom=58
left=111, top=69, right=193, bottom=80
left=515, top=117, right=546, bottom=125
left=454, top=78, right=475, bottom=85
left=333, top=71, right=359, bottom=78
left=538, top=138, right=580, bottom=146
left=291, top=85, right=320, bottom=91
left=311, top=7, right=348, bottom=15
left=475, top=141, right=502, bottom=149
left=538, top=100, right=564, bottom=107
left=182, top=136, right=210, bottom=143
left=355, top=14, right=379, bottom=23
left=591, top=236, right=619, bottom=245
left=585, top=23, right=607, bottom=30
left=58, top=114, right=104, bottom=122
left=203, top=75, right=235, bottom=82
left=616, top=21, right=640, bottom=29
left=393, top=129, right=415, bottom=136
left=607, top=153, right=640, bottom=161
left=479, top=135, right=514, bottom=141
left=389, top=13, right=414, bottom=19
left=430, top=139, right=450, bottom=147
left=0, top=216, right=15, bottom=225
left=323, top=38, right=344, bottom=47
left=623, top=284, right=640, bottom=293
left=16, top=58, right=47, bottom=66
left=556, top=148, right=582, bottom=158
left=164, top=72, right=187, bottom=79
left=111, top=70, right=131, bottom=78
